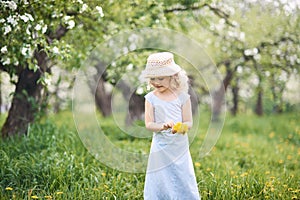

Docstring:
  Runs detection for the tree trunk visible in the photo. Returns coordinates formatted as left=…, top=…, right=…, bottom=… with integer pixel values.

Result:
left=212, top=61, right=236, bottom=120
left=1, top=67, right=43, bottom=137
left=231, top=79, right=239, bottom=116
left=253, top=61, right=264, bottom=116
left=95, top=77, right=112, bottom=117
left=255, top=89, right=263, bottom=116
left=126, top=93, right=145, bottom=126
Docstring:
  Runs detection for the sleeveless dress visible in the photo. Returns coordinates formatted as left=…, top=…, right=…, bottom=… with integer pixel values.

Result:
left=144, top=91, right=200, bottom=200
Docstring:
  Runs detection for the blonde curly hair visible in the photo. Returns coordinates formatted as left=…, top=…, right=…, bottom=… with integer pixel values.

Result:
left=147, top=70, right=189, bottom=94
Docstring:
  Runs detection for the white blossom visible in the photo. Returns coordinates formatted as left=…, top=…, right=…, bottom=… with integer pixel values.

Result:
left=0, top=19, right=5, bottom=23
left=81, top=3, right=88, bottom=12
left=77, top=0, right=83, bottom=4
left=126, top=64, right=133, bottom=71
left=67, top=20, right=75, bottom=29
left=21, top=44, right=32, bottom=56
left=52, top=46, right=59, bottom=54
left=26, top=13, right=34, bottom=21
left=20, top=13, right=34, bottom=22
left=26, top=25, right=31, bottom=35
left=42, top=25, right=47, bottom=34
left=239, top=32, right=245, bottom=41
left=7, top=1, right=17, bottom=11
left=35, top=24, right=42, bottom=31
left=64, top=16, right=71, bottom=21
left=20, top=15, right=29, bottom=22
left=96, top=6, right=104, bottom=17
left=2, top=58, right=11, bottom=65
left=21, top=47, right=29, bottom=56
left=4, top=25, right=12, bottom=35
left=1, top=46, right=8, bottom=54
left=254, top=54, right=261, bottom=61
left=7, top=15, right=18, bottom=27
left=136, top=87, right=144, bottom=95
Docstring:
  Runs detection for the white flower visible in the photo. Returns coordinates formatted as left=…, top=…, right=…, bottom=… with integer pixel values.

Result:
left=7, top=1, right=17, bottom=11
left=42, top=25, right=47, bottom=34
left=126, top=63, right=133, bottom=70
left=35, top=24, right=42, bottom=31
left=20, top=13, right=34, bottom=22
left=96, top=6, right=104, bottom=17
left=2, top=58, right=11, bottom=65
left=64, top=16, right=71, bottom=21
left=21, top=46, right=29, bottom=56
left=26, top=25, right=31, bottom=35
left=21, top=44, right=32, bottom=56
left=4, top=25, right=12, bottom=35
left=81, top=4, right=88, bottom=12
left=77, top=0, right=83, bottom=4
left=52, top=46, right=59, bottom=54
left=67, top=20, right=75, bottom=29
left=1, top=46, right=8, bottom=54
left=7, top=15, right=18, bottom=27
left=239, top=32, right=245, bottom=41
left=0, top=19, right=5, bottom=23
left=25, top=13, right=34, bottom=21
left=136, top=87, right=144, bottom=95
left=20, top=15, right=29, bottom=22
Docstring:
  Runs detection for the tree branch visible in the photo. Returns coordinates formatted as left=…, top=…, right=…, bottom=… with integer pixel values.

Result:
left=164, top=3, right=206, bottom=13
left=165, top=2, right=236, bottom=27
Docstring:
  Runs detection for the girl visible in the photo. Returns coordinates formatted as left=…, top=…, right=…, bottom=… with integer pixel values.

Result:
left=140, top=52, right=200, bottom=199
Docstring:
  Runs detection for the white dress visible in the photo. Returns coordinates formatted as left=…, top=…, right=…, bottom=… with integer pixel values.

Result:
left=144, top=91, right=200, bottom=200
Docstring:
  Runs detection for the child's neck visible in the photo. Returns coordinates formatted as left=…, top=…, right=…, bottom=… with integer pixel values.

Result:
left=154, top=89, right=179, bottom=101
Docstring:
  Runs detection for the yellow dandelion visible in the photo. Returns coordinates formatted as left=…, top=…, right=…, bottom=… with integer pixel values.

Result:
left=292, top=195, right=298, bottom=200
left=230, top=170, right=235, bottom=175
left=31, top=196, right=39, bottom=199
left=5, top=187, right=13, bottom=191
left=278, top=159, right=284, bottom=164
left=240, top=172, right=248, bottom=177
left=206, top=167, right=211, bottom=172
left=194, top=162, right=201, bottom=167
left=101, top=172, right=106, bottom=177
left=265, top=171, right=270, bottom=175
left=172, top=122, right=188, bottom=134
left=56, top=192, right=63, bottom=195
left=269, top=132, right=275, bottom=138
left=287, top=155, right=292, bottom=160
left=44, top=196, right=52, bottom=199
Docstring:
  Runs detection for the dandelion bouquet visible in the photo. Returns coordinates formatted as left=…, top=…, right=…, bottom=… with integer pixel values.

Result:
left=172, top=122, right=188, bottom=134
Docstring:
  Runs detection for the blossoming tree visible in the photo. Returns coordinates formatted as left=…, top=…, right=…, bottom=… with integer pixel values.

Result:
left=0, top=0, right=105, bottom=137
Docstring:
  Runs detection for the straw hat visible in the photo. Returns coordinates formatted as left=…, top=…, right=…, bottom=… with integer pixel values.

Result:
left=140, top=52, right=182, bottom=79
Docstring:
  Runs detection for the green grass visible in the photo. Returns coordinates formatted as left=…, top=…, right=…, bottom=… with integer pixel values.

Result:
left=0, top=111, right=299, bottom=199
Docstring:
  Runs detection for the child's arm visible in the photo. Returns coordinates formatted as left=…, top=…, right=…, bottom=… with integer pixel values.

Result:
left=144, top=100, right=172, bottom=132
left=182, top=98, right=193, bottom=129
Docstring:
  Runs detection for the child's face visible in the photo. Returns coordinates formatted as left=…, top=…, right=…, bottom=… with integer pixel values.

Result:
left=149, top=76, right=171, bottom=93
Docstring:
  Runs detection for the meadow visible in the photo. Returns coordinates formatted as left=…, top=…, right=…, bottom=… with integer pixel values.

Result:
left=0, top=111, right=299, bottom=199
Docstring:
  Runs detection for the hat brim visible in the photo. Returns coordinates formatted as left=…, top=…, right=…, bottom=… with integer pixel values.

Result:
left=140, top=64, right=182, bottom=79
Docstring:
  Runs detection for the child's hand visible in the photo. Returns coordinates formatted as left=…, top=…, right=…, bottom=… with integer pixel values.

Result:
left=172, top=122, right=188, bottom=134
left=162, top=121, right=174, bottom=130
